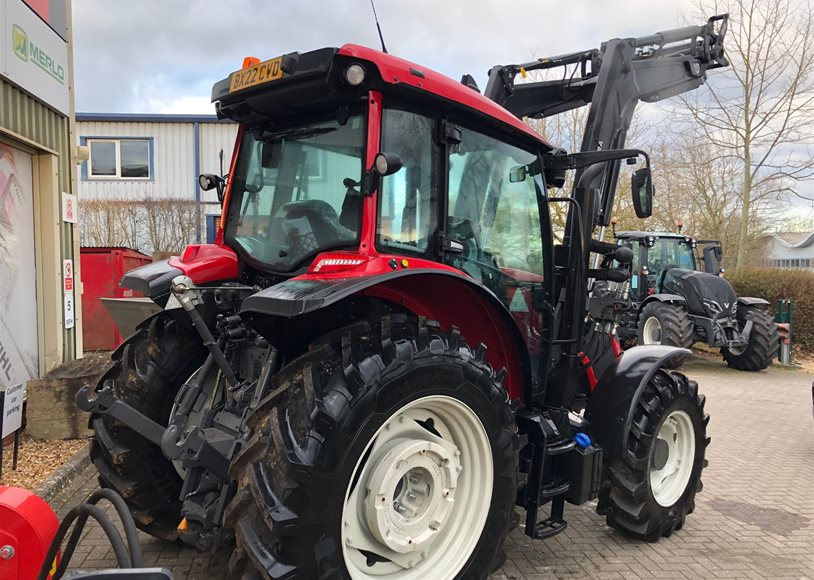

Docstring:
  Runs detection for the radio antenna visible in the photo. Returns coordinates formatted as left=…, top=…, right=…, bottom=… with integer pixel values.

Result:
left=370, top=0, right=388, bottom=53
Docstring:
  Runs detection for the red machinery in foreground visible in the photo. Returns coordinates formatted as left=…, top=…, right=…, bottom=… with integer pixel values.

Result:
left=0, top=486, right=59, bottom=579
left=77, top=16, right=728, bottom=580
left=0, top=486, right=171, bottom=580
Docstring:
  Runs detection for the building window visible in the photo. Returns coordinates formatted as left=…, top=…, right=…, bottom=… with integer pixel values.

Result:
left=87, top=138, right=151, bottom=179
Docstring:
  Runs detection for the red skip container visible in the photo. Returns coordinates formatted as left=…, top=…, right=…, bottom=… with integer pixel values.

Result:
left=80, top=247, right=152, bottom=351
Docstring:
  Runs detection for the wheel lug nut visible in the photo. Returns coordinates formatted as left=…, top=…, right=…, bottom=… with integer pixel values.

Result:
left=409, top=475, right=419, bottom=484
left=395, top=502, right=406, bottom=513
left=406, top=491, right=416, bottom=500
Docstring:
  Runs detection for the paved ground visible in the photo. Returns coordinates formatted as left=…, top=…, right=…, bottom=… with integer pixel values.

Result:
left=51, top=355, right=814, bottom=579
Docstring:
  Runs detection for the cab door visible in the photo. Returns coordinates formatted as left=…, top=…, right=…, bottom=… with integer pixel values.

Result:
left=442, top=124, right=553, bottom=394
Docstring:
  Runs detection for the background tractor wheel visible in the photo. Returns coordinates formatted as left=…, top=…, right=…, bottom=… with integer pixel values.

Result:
left=721, top=306, right=778, bottom=371
left=597, top=370, right=708, bottom=541
left=637, top=302, right=693, bottom=368
left=225, top=316, right=517, bottom=580
left=90, top=313, right=207, bottom=540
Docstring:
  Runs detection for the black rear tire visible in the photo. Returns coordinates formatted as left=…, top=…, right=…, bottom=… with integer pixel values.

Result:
left=721, top=306, right=778, bottom=371
left=637, top=302, right=694, bottom=369
left=90, top=313, right=207, bottom=540
left=597, top=370, right=708, bottom=541
left=225, top=316, right=517, bottom=579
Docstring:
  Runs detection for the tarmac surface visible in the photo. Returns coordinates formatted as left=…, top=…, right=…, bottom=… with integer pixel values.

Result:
left=51, top=354, right=814, bottom=579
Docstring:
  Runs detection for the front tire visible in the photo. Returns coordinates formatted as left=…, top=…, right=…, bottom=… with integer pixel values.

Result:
left=721, top=306, right=778, bottom=371
left=597, top=370, right=708, bottom=541
left=225, top=316, right=517, bottom=579
left=637, top=303, right=693, bottom=368
left=90, top=313, right=207, bottom=540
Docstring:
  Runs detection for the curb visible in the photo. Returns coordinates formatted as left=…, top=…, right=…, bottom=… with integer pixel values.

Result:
left=34, top=443, right=91, bottom=503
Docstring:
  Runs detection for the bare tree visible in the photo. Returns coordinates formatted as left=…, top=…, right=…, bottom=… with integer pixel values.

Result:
left=80, top=196, right=199, bottom=254
left=680, top=0, right=814, bottom=271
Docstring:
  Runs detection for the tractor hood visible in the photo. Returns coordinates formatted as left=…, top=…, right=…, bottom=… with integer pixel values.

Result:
left=662, top=268, right=737, bottom=319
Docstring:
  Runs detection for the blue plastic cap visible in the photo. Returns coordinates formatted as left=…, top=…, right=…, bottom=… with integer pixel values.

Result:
left=574, top=432, right=591, bottom=448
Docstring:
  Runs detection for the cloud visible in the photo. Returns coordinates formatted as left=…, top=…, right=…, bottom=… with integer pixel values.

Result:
left=72, top=0, right=699, bottom=113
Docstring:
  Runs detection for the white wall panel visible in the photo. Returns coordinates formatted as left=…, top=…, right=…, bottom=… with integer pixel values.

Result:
left=77, top=120, right=238, bottom=208
left=78, top=121, right=195, bottom=201
left=199, top=122, right=238, bottom=205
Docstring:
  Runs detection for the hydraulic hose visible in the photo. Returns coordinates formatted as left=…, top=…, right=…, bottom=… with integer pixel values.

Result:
left=37, top=489, right=144, bottom=580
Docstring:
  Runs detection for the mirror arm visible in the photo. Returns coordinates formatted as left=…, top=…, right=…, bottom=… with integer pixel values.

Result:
left=360, top=170, right=379, bottom=196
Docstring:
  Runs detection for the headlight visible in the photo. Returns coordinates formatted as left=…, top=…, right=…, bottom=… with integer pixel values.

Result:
left=344, top=63, right=366, bottom=86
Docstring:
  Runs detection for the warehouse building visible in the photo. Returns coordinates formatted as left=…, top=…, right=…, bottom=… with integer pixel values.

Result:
left=75, top=113, right=237, bottom=254
left=0, top=0, right=79, bottom=398
left=763, top=231, right=814, bottom=270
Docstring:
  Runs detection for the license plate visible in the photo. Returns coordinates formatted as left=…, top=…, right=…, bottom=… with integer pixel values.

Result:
left=229, top=57, right=284, bottom=93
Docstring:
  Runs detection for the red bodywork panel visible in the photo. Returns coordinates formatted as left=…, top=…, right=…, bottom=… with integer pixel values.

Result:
left=0, top=486, right=59, bottom=579
left=169, top=243, right=240, bottom=284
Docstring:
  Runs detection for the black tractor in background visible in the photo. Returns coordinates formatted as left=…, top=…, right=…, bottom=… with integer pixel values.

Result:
left=614, top=231, right=778, bottom=371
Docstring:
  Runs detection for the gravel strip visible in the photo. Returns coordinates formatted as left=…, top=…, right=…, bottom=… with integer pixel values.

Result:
left=0, top=433, right=89, bottom=492
left=34, top=443, right=91, bottom=502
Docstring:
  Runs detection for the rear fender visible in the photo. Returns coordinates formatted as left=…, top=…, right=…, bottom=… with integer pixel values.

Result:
left=584, top=345, right=690, bottom=460
left=240, top=269, right=531, bottom=402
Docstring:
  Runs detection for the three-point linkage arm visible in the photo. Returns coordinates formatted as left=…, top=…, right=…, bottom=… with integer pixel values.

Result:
left=484, top=15, right=729, bottom=227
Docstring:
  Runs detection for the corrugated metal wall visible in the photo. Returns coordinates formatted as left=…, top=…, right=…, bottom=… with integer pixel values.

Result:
left=1, top=79, right=72, bottom=197
left=200, top=122, right=239, bottom=206
left=77, top=119, right=237, bottom=205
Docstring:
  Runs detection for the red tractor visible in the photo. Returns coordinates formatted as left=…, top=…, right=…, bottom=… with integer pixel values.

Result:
left=78, top=17, right=728, bottom=579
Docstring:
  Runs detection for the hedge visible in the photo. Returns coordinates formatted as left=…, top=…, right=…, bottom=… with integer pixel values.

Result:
left=730, top=268, right=813, bottom=352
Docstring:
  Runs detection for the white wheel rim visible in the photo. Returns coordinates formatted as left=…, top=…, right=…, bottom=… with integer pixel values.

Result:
left=649, top=410, right=695, bottom=507
left=341, top=395, right=493, bottom=579
left=643, top=317, right=662, bottom=345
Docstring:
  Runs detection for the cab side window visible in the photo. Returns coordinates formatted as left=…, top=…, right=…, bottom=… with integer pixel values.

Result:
left=447, top=127, right=543, bottom=284
left=377, top=110, right=437, bottom=254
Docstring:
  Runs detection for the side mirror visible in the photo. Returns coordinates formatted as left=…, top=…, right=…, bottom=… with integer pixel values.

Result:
left=509, top=165, right=527, bottom=183
left=631, top=167, right=653, bottom=219
left=714, top=245, right=723, bottom=261
left=199, top=173, right=226, bottom=204
left=363, top=152, right=403, bottom=195
left=373, top=152, right=403, bottom=177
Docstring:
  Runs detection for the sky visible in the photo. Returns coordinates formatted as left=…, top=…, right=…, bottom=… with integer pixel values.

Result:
left=70, top=0, right=814, bottom=220
left=72, top=0, right=698, bottom=114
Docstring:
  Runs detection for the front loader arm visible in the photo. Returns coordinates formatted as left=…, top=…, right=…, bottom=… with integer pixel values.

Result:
left=485, top=15, right=728, bottom=227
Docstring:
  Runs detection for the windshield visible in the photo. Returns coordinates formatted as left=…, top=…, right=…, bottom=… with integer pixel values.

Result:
left=225, top=113, right=365, bottom=271
left=648, top=238, right=696, bottom=273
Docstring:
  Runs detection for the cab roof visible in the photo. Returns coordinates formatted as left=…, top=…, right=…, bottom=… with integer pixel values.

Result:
left=212, top=44, right=550, bottom=148
left=337, top=44, right=548, bottom=145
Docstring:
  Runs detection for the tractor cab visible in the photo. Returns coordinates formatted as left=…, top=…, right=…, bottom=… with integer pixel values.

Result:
left=202, top=45, right=562, bottom=399
left=616, top=231, right=699, bottom=301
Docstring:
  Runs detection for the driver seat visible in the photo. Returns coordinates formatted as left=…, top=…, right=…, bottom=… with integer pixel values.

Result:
left=278, top=200, right=353, bottom=251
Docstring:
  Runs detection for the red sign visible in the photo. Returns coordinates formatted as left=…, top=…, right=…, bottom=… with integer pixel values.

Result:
left=63, top=259, right=73, bottom=292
